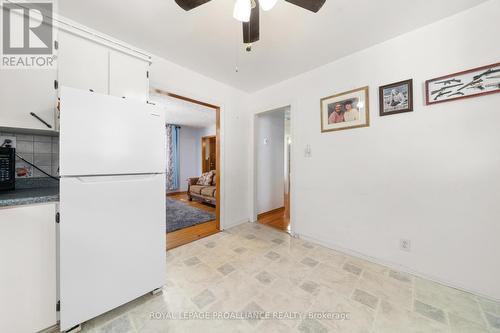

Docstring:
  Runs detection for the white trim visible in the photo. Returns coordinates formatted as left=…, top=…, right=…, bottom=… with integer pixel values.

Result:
left=297, top=232, right=500, bottom=303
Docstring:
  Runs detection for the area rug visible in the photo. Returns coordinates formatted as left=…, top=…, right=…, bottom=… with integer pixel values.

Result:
left=166, top=198, right=216, bottom=233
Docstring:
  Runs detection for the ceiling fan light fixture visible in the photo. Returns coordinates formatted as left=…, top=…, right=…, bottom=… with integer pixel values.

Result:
left=233, top=0, right=252, bottom=22
left=260, top=0, right=277, bottom=11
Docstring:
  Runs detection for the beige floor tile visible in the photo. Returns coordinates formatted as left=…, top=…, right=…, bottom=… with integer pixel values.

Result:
left=309, top=288, right=375, bottom=333
left=198, top=248, right=237, bottom=269
left=73, top=223, right=495, bottom=333
left=415, top=278, right=486, bottom=326
left=373, top=300, right=450, bottom=333
left=449, top=314, right=490, bottom=333
left=356, top=270, right=413, bottom=309
left=207, top=271, right=262, bottom=312
left=308, top=245, right=347, bottom=268
left=477, top=297, right=500, bottom=317
left=307, top=263, right=359, bottom=298
left=343, top=256, right=389, bottom=275
left=170, top=262, right=221, bottom=298
left=257, top=319, right=295, bottom=333
left=265, top=256, right=313, bottom=285
left=178, top=318, right=252, bottom=333
left=253, top=288, right=316, bottom=328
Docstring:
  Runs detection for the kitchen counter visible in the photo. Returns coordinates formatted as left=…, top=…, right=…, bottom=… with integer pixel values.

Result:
left=0, top=178, right=59, bottom=208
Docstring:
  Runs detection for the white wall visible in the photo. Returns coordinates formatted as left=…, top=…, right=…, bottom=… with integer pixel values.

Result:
left=177, top=125, right=217, bottom=192
left=202, top=125, right=216, bottom=137
left=249, top=0, right=500, bottom=301
left=178, top=126, right=202, bottom=192
left=150, top=56, right=251, bottom=228
left=256, top=110, right=285, bottom=214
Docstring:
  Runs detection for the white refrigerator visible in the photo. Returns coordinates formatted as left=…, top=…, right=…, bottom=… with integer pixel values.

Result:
left=58, top=87, right=166, bottom=331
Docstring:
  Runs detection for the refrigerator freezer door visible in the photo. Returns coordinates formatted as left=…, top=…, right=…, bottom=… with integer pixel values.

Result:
left=59, top=174, right=166, bottom=330
left=59, top=87, right=166, bottom=176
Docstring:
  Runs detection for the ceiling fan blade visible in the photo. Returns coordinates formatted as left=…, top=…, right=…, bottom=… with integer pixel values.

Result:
left=284, top=0, right=326, bottom=12
left=174, top=0, right=212, bottom=11
left=243, top=1, right=260, bottom=43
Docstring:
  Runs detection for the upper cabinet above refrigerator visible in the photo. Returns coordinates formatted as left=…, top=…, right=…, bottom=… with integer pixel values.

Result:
left=109, top=51, right=150, bottom=102
left=57, top=30, right=150, bottom=102
left=0, top=22, right=151, bottom=133
left=57, top=31, right=110, bottom=95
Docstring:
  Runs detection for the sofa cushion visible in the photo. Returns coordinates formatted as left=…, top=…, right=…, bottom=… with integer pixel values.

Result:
left=197, top=171, right=213, bottom=186
left=200, top=186, right=216, bottom=197
left=189, top=185, right=205, bottom=194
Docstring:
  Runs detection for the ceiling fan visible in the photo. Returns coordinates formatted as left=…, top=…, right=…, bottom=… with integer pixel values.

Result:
left=174, top=0, right=326, bottom=51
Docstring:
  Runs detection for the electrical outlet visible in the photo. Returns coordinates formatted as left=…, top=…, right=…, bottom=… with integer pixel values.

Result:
left=400, top=239, right=411, bottom=252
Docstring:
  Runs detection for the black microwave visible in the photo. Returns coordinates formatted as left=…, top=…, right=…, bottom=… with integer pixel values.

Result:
left=0, top=147, right=15, bottom=191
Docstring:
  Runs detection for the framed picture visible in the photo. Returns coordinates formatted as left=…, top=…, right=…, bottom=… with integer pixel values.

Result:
left=379, top=79, right=413, bottom=116
left=426, top=62, right=500, bottom=105
left=320, top=86, right=370, bottom=132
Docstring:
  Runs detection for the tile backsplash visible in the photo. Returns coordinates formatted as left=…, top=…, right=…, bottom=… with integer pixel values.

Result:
left=0, top=131, right=59, bottom=178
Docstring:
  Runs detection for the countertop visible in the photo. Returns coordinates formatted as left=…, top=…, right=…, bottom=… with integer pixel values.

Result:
left=0, top=178, right=59, bottom=208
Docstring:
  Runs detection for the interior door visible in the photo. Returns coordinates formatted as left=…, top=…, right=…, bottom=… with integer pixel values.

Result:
left=59, top=87, right=166, bottom=176
left=59, top=174, right=166, bottom=330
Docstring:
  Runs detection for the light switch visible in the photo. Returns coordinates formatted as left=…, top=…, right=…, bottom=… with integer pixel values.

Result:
left=304, top=144, right=311, bottom=158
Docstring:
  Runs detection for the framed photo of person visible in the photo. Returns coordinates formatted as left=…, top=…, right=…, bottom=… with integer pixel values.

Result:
left=379, top=79, right=413, bottom=116
left=320, top=86, right=370, bottom=132
left=425, top=62, right=500, bottom=105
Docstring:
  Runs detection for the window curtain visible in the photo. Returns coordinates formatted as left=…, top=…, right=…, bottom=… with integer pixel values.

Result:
left=166, top=124, right=180, bottom=191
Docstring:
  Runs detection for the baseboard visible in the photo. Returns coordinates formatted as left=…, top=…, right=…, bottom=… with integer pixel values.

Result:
left=257, top=206, right=285, bottom=219
left=297, top=232, right=500, bottom=303
left=166, top=191, right=187, bottom=196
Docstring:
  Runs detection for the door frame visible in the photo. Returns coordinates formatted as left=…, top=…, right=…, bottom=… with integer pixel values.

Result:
left=153, top=89, right=221, bottom=248
left=251, top=105, right=294, bottom=234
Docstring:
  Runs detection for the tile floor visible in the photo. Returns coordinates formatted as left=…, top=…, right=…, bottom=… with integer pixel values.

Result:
left=57, top=223, right=500, bottom=333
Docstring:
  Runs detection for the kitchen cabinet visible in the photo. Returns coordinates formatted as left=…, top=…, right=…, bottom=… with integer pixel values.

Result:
left=1, top=25, right=150, bottom=132
left=0, top=66, right=57, bottom=131
left=0, top=203, right=57, bottom=333
left=58, top=31, right=150, bottom=102
left=57, top=30, right=109, bottom=94
left=109, top=50, right=150, bottom=102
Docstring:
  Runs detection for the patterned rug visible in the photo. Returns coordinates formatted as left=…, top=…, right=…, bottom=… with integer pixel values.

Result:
left=166, top=197, right=215, bottom=233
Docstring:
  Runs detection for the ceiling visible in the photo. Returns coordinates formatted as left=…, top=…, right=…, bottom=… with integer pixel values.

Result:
left=150, top=92, right=216, bottom=128
left=58, top=0, right=486, bottom=92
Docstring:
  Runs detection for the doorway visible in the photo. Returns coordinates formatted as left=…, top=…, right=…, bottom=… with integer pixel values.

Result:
left=151, top=89, right=221, bottom=250
left=201, top=135, right=216, bottom=173
left=255, top=106, right=291, bottom=233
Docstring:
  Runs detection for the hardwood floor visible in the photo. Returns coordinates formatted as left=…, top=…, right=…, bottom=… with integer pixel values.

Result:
left=168, top=193, right=215, bottom=213
left=257, top=207, right=290, bottom=233
left=166, top=193, right=217, bottom=250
